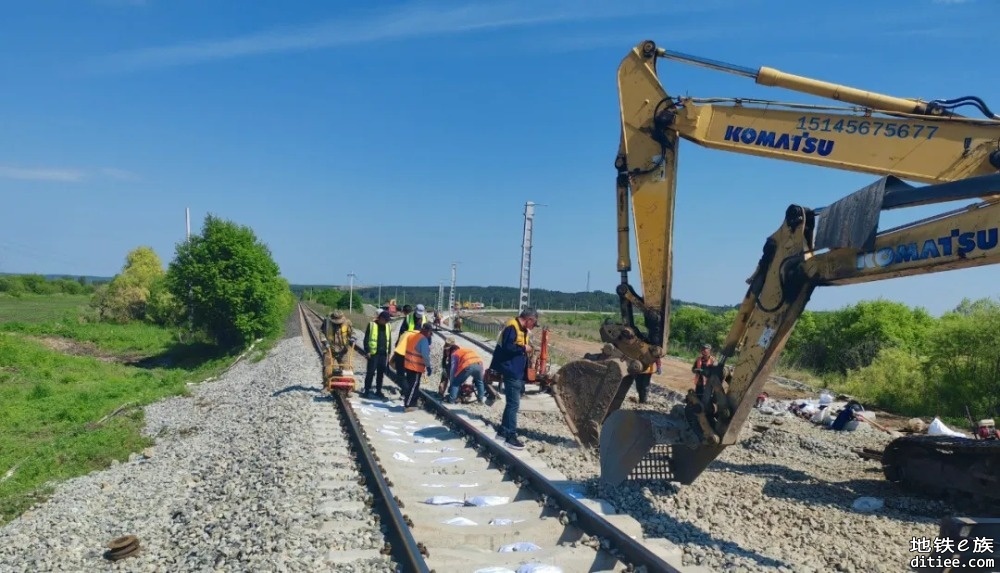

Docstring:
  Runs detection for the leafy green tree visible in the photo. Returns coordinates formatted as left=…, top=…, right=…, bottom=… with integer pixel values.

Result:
left=0, top=276, right=27, bottom=297
left=302, top=288, right=362, bottom=312
left=165, top=214, right=293, bottom=349
left=92, top=246, right=165, bottom=323
left=841, top=347, right=929, bottom=415
left=668, top=306, right=731, bottom=352
left=923, top=299, right=1000, bottom=416
left=19, top=274, right=54, bottom=294
left=145, top=275, right=186, bottom=326
left=782, top=299, right=933, bottom=374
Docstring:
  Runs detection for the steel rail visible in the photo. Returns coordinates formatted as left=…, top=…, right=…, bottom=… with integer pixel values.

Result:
left=299, top=304, right=430, bottom=573
left=333, top=308, right=684, bottom=573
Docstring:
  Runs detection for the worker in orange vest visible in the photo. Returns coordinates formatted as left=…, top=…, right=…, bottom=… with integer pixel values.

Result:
left=402, top=323, right=434, bottom=412
left=692, top=343, right=716, bottom=395
left=443, top=339, right=487, bottom=404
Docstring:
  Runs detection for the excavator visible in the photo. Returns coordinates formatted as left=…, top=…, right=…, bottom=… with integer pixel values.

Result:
left=551, top=40, right=1000, bottom=501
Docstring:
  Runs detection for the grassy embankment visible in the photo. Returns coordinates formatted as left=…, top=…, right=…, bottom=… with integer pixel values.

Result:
left=0, top=294, right=267, bottom=525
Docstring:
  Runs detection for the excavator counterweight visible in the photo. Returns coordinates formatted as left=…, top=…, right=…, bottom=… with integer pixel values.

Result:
left=553, top=39, right=1000, bottom=497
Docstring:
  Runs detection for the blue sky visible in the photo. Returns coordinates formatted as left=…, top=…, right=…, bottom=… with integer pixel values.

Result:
left=2, top=0, right=996, bottom=315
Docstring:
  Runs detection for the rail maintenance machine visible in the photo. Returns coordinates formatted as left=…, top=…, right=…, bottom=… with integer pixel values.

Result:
left=550, top=40, right=1000, bottom=504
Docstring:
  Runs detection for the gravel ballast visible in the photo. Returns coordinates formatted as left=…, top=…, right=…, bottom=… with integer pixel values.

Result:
left=430, top=328, right=968, bottom=573
left=0, top=318, right=392, bottom=572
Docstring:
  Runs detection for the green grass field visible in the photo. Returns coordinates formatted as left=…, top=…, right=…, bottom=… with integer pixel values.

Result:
left=0, top=294, right=90, bottom=323
left=0, top=295, right=237, bottom=525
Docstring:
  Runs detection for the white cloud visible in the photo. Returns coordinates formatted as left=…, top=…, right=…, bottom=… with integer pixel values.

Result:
left=83, top=0, right=727, bottom=74
left=0, top=166, right=86, bottom=182
left=0, top=165, right=139, bottom=183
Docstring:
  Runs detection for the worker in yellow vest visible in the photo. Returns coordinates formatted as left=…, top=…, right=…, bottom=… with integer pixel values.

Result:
left=443, top=339, right=487, bottom=404
left=361, top=310, right=393, bottom=400
left=397, top=303, right=428, bottom=338
left=488, top=307, right=538, bottom=450
left=402, top=323, right=434, bottom=411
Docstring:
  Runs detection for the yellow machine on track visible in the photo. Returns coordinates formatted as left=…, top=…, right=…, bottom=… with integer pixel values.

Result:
left=552, top=40, right=1000, bottom=501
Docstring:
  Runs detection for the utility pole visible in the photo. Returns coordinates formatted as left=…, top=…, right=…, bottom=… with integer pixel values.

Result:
left=448, top=263, right=458, bottom=315
left=378, top=283, right=382, bottom=306
left=347, top=272, right=356, bottom=314
left=586, top=270, right=590, bottom=292
left=437, top=281, right=444, bottom=313
left=519, top=201, right=545, bottom=312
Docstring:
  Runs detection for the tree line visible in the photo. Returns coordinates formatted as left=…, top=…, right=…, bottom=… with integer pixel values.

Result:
left=86, top=214, right=296, bottom=350
left=668, top=298, right=1000, bottom=421
left=0, top=274, right=101, bottom=296
left=300, top=288, right=363, bottom=313
left=290, top=284, right=736, bottom=314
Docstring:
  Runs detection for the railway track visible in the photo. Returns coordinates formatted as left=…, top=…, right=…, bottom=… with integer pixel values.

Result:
left=300, top=304, right=701, bottom=573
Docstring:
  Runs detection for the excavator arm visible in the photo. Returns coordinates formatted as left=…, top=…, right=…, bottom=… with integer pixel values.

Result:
left=551, top=39, right=1000, bottom=485
left=600, top=172, right=1000, bottom=488
left=607, top=39, right=1000, bottom=375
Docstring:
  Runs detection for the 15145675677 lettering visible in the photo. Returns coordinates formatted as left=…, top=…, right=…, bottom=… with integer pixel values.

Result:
left=795, top=116, right=939, bottom=140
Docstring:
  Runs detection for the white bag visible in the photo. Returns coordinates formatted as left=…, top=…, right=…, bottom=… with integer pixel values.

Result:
left=927, top=417, right=967, bottom=438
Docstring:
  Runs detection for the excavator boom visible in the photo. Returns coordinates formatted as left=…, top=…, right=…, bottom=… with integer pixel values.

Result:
left=551, top=40, right=1000, bottom=490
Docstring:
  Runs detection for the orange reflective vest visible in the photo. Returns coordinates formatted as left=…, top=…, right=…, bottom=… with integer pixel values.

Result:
left=404, top=332, right=427, bottom=372
left=451, top=347, right=482, bottom=377
left=693, top=355, right=715, bottom=383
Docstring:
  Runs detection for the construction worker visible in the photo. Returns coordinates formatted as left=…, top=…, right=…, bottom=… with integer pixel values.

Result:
left=630, top=361, right=654, bottom=404
left=361, top=310, right=392, bottom=399
left=322, top=310, right=355, bottom=382
left=692, top=343, right=716, bottom=395
left=398, top=303, right=428, bottom=337
left=398, top=304, right=414, bottom=335
left=392, top=326, right=416, bottom=380
left=488, top=307, right=538, bottom=450
left=444, top=340, right=486, bottom=404
left=402, top=322, right=434, bottom=412
left=439, top=338, right=455, bottom=397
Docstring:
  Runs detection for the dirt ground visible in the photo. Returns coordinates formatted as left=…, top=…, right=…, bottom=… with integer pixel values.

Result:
left=29, top=336, right=129, bottom=363
left=544, top=328, right=915, bottom=432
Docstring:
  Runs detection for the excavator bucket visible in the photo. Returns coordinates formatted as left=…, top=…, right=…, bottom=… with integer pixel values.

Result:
left=553, top=352, right=729, bottom=486
left=599, top=408, right=722, bottom=485
left=551, top=358, right=630, bottom=448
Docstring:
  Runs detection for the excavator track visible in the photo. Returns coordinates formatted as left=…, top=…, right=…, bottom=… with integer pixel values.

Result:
left=881, top=435, right=1000, bottom=503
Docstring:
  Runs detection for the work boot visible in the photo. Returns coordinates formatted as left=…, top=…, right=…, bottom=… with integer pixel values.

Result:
left=504, top=436, right=525, bottom=450
left=375, top=391, right=387, bottom=401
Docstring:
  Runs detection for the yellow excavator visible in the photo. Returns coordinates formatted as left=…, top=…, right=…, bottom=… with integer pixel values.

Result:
left=552, top=40, right=1000, bottom=501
